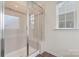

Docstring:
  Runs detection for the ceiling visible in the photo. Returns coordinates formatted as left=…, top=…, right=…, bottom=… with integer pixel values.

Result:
left=5, top=1, right=44, bottom=15
left=5, top=1, right=27, bottom=15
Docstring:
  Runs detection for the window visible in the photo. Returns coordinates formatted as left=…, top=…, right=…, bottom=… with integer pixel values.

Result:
left=56, top=1, right=77, bottom=29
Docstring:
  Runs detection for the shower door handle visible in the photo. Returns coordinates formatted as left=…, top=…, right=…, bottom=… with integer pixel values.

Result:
left=1, top=38, right=4, bottom=57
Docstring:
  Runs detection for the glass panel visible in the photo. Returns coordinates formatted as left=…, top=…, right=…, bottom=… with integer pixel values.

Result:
left=66, top=21, right=74, bottom=28
left=66, top=12, right=74, bottom=28
left=0, top=1, right=3, bottom=57
left=28, top=2, right=44, bottom=56
left=4, top=1, right=27, bottom=57
left=59, top=14, right=65, bottom=21
left=59, top=22, right=65, bottom=28
left=59, top=14, right=65, bottom=28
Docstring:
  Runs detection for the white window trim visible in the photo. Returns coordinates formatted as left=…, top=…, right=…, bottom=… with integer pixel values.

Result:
left=56, top=1, right=79, bottom=30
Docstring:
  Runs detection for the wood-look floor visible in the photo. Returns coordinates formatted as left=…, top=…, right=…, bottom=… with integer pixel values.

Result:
left=36, top=52, right=56, bottom=57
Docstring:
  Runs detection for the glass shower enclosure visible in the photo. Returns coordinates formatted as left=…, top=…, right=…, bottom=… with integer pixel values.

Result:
left=0, top=1, right=44, bottom=57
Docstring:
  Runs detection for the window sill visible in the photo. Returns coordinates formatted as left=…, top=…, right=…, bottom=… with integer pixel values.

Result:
left=55, top=28, right=79, bottom=30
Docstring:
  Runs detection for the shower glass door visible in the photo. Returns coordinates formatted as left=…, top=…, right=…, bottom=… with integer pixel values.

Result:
left=28, top=2, right=44, bottom=56
left=4, top=1, right=27, bottom=57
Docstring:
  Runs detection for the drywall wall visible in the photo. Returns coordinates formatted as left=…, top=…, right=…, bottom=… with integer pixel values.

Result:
left=36, top=1, right=79, bottom=56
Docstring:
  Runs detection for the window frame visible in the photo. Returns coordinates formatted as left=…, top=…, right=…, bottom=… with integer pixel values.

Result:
left=56, top=1, right=78, bottom=30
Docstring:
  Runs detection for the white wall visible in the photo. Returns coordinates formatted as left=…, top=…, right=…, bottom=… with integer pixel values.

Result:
left=36, top=1, right=79, bottom=57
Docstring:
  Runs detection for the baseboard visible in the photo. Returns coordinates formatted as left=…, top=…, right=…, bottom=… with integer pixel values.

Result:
left=5, top=47, right=40, bottom=57
left=5, top=47, right=27, bottom=57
